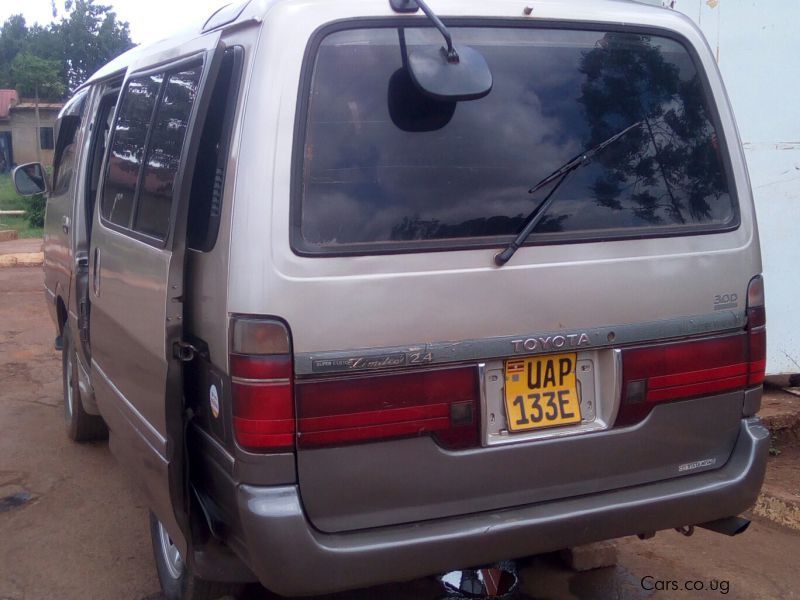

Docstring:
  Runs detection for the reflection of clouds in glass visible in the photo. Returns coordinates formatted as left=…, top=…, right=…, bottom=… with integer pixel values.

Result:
left=302, top=28, right=732, bottom=247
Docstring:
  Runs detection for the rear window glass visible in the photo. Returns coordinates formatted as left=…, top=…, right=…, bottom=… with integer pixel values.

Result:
left=296, top=27, right=736, bottom=253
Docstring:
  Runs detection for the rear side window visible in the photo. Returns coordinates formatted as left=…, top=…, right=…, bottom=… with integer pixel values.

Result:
left=100, top=64, right=202, bottom=241
left=101, top=74, right=161, bottom=228
left=134, top=67, right=202, bottom=239
left=295, top=27, right=736, bottom=254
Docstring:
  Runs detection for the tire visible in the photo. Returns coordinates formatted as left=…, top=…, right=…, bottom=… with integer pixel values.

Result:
left=150, top=513, right=244, bottom=600
left=62, top=325, right=108, bottom=441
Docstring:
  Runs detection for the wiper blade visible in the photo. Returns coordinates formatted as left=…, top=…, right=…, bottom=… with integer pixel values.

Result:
left=494, top=120, right=643, bottom=267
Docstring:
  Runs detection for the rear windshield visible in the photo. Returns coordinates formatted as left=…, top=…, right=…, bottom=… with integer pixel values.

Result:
left=295, top=26, right=736, bottom=254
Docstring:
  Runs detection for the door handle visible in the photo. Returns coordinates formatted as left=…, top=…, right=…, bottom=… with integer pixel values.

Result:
left=62, top=215, right=70, bottom=233
left=92, top=247, right=101, bottom=297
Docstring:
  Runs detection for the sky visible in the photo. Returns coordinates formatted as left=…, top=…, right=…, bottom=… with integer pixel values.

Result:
left=0, top=0, right=229, bottom=46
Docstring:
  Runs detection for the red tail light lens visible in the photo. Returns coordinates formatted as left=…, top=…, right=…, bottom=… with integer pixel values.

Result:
left=230, top=318, right=295, bottom=452
left=748, top=327, right=766, bottom=385
left=617, top=275, right=766, bottom=426
left=296, top=366, right=479, bottom=449
left=618, top=333, right=750, bottom=425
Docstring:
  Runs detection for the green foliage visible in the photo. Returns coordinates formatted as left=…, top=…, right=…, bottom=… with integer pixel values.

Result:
left=0, top=173, right=26, bottom=210
left=0, top=0, right=135, bottom=97
left=0, top=215, right=43, bottom=238
left=0, top=15, right=29, bottom=91
left=11, top=52, right=64, bottom=99
left=55, top=0, right=135, bottom=91
left=0, top=174, right=43, bottom=238
left=26, top=193, right=46, bottom=228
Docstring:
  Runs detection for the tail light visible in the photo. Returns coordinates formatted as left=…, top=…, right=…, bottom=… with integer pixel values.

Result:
left=296, top=366, right=479, bottom=449
left=617, top=275, right=766, bottom=426
left=746, top=275, right=766, bottom=385
left=230, top=316, right=479, bottom=450
left=230, top=317, right=295, bottom=452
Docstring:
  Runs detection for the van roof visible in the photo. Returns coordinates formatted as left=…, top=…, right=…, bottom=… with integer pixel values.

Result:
left=79, top=0, right=672, bottom=90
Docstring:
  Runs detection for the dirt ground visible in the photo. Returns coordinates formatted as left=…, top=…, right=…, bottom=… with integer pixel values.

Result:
left=2, top=266, right=800, bottom=600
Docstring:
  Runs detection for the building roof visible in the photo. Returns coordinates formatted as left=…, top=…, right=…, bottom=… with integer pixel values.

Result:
left=0, top=90, right=19, bottom=120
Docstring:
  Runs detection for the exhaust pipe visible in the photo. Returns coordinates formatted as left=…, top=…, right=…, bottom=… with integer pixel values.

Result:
left=695, top=516, right=751, bottom=537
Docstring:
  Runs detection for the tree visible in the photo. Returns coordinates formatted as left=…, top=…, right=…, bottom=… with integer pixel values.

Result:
left=52, top=0, right=134, bottom=91
left=0, top=15, right=31, bottom=89
left=577, top=33, right=727, bottom=225
left=11, top=52, right=64, bottom=99
left=0, top=1, right=134, bottom=97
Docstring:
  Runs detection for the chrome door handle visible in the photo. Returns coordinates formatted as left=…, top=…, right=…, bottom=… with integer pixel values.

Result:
left=62, top=215, right=70, bottom=233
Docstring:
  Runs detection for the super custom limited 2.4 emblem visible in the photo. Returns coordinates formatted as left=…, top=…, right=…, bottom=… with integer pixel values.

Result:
left=312, top=350, right=434, bottom=373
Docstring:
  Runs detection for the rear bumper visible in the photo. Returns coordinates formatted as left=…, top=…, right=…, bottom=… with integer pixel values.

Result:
left=235, top=418, right=768, bottom=596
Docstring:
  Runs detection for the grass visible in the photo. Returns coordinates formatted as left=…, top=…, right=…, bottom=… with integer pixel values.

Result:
left=0, top=215, right=42, bottom=238
left=0, top=173, right=44, bottom=239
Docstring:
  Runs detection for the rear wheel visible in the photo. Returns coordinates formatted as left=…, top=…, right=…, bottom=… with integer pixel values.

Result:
left=150, top=513, right=243, bottom=600
left=62, top=325, right=107, bottom=441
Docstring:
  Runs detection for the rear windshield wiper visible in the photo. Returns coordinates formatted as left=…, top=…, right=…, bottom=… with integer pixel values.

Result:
left=494, top=120, right=643, bottom=266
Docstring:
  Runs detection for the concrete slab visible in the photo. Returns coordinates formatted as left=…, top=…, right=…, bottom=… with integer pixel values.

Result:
left=0, top=239, right=43, bottom=267
left=0, top=253, right=43, bottom=267
left=560, top=541, right=619, bottom=572
left=0, top=238, right=42, bottom=255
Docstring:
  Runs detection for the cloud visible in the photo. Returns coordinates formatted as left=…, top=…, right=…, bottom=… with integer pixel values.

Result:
left=0, top=0, right=226, bottom=46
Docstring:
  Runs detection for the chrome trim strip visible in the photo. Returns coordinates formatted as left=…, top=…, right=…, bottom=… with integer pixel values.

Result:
left=609, top=348, right=623, bottom=426
left=478, top=363, right=488, bottom=448
left=295, top=311, right=745, bottom=375
left=231, top=376, right=291, bottom=385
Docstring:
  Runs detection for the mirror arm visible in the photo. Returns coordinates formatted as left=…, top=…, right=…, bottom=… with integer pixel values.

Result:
left=398, top=28, right=410, bottom=69
left=415, top=0, right=459, bottom=63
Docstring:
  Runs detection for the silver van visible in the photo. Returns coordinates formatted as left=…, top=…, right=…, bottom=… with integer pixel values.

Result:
left=15, top=0, right=768, bottom=598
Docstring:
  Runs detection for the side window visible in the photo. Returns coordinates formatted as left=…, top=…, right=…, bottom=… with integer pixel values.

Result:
left=52, top=91, right=88, bottom=196
left=101, top=74, right=161, bottom=228
left=133, top=66, right=202, bottom=240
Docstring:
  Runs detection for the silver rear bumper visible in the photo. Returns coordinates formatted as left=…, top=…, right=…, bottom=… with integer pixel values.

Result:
left=235, top=417, right=768, bottom=596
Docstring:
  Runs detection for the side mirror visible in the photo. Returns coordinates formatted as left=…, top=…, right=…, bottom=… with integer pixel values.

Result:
left=392, top=0, right=493, bottom=102
left=13, top=162, right=48, bottom=196
left=408, top=44, right=493, bottom=102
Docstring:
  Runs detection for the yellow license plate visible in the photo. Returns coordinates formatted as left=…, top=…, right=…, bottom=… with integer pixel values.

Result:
left=504, top=353, right=582, bottom=432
